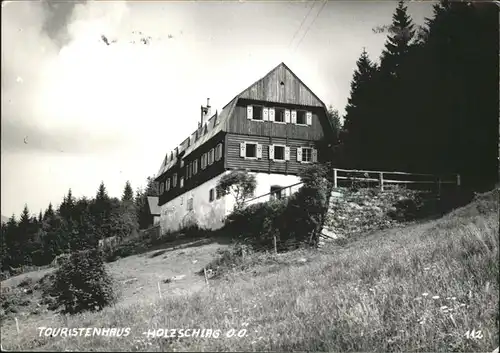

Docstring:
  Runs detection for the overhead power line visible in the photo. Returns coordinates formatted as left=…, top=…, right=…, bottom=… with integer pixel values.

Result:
left=293, top=0, right=328, bottom=53
left=287, top=1, right=317, bottom=50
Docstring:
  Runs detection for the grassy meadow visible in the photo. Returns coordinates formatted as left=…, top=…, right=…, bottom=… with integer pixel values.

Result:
left=1, top=190, right=498, bottom=352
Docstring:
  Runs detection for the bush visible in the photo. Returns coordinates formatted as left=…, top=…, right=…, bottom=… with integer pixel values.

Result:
left=51, top=248, right=115, bottom=314
left=223, top=163, right=333, bottom=252
left=225, top=198, right=288, bottom=249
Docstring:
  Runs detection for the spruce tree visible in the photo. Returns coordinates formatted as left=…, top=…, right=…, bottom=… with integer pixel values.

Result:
left=122, top=181, right=134, bottom=202
left=379, top=0, right=416, bottom=78
left=342, top=48, right=378, bottom=169
left=376, top=0, right=419, bottom=171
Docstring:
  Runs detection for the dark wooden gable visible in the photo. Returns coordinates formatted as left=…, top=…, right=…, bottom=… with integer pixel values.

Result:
left=238, top=62, right=324, bottom=107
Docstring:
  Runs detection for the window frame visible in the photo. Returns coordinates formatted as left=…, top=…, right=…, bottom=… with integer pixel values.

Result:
left=209, top=188, right=215, bottom=202
left=296, top=110, right=308, bottom=125
left=208, top=148, right=215, bottom=165
left=193, top=159, right=198, bottom=175
left=245, top=142, right=258, bottom=159
left=273, top=145, right=286, bottom=162
left=274, top=107, right=286, bottom=124
left=250, top=105, right=264, bottom=121
left=301, top=147, right=313, bottom=163
left=215, top=143, right=223, bottom=161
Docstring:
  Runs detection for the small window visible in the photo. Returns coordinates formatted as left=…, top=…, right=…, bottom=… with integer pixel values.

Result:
left=209, top=188, right=215, bottom=202
left=160, top=182, right=164, bottom=194
left=180, top=177, right=184, bottom=188
left=297, top=110, right=307, bottom=125
left=302, top=147, right=312, bottom=162
left=215, top=143, right=223, bottom=161
left=270, top=185, right=283, bottom=200
left=180, top=160, right=184, bottom=168
left=274, top=146, right=285, bottom=161
left=201, top=154, right=206, bottom=169
left=252, top=106, right=263, bottom=120
left=246, top=143, right=257, bottom=158
left=209, top=148, right=214, bottom=165
left=216, top=187, right=222, bottom=199
left=275, top=108, right=285, bottom=123
left=166, top=178, right=170, bottom=191
left=193, top=159, right=198, bottom=175
left=187, top=197, right=193, bottom=211
left=173, top=173, right=177, bottom=187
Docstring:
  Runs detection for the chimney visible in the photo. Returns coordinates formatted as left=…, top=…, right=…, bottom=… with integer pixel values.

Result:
left=200, top=98, right=212, bottom=126
left=206, top=98, right=211, bottom=118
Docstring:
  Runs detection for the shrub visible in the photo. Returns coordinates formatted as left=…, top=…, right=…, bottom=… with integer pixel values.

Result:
left=225, top=198, right=288, bottom=248
left=51, top=248, right=115, bottom=314
left=216, top=170, right=257, bottom=210
left=223, top=163, right=333, bottom=251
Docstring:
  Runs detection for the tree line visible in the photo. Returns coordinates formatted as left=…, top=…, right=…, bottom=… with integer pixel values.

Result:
left=0, top=177, right=159, bottom=272
left=333, top=0, right=498, bottom=191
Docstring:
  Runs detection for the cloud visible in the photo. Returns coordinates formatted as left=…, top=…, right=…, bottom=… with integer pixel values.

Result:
left=1, top=0, right=198, bottom=156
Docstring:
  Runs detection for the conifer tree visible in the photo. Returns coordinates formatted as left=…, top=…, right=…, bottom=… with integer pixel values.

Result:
left=122, top=181, right=134, bottom=202
left=342, top=48, right=378, bottom=168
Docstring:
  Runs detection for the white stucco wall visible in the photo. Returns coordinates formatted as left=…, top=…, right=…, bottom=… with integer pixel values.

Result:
left=159, top=171, right=232, bottom=234
left=159, top=171, right=302, bottom=235
left=244, top=173, right=302, bottom=207
left=153, top=216, right=160, bottom=225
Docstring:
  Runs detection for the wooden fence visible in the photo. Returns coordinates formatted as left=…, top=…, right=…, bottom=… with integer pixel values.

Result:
left=332, top=168, right=460, bottom=192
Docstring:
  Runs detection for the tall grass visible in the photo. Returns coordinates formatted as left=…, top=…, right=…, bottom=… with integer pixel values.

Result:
left=2, top=191, right=498, bottom=352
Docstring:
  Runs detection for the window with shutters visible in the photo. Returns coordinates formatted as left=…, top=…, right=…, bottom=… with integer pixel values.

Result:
left=245, top=143, right=257, bottom=158
left=240, top=142, right=262, bottom=159
left=172, top=173, right=177, bottom=187
left=275, top=107, right=286, bottom=123
left=209, top=188, right=215, bottom=202
left=160, top=182, right=164, bottom=194
left=297, top=110, right=307, bottom=125
left=302, top=147, right=312, bottom=162
left=201, top=154, right=206, bottom=169
left=180, top=177, right=184, bottom=188
left=269, top=144, right=289, bottom=161
left=250, top=105, right=263, bottom=120
left=166, top=178, right=171, bottom=191
left=186, top=164, right=190, bottom=179
left=297, top=147, right=317, bottom=163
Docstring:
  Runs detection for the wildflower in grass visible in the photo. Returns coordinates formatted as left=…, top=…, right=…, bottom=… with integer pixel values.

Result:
left=451, top=297, right=456, bottom=300
left=422, top=292, right=429, bottom=297
left=432, top=295, right=440, bottom=300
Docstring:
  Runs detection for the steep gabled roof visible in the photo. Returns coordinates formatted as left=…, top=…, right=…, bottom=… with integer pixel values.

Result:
left=155, top=62, right=330, bottom=180
left=238, top=62, right=325, bottom=107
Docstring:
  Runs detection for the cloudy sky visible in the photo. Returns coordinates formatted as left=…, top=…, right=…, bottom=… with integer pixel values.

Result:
left=1, top=0, right=435, bottom=218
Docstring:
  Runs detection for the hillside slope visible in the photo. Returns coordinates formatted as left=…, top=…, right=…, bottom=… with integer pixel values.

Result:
left=1, top=190, right=498, bottom=352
